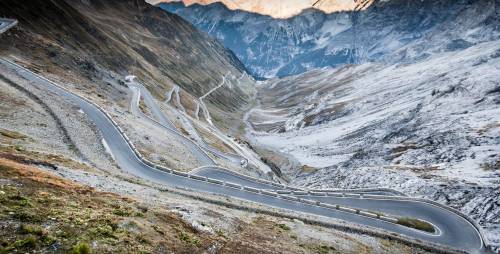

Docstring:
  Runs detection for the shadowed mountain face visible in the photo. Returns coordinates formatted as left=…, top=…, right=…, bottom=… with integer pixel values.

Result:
left=0, top=0, right=254, bottom=114
left=161, top=0, right=500, bottom=78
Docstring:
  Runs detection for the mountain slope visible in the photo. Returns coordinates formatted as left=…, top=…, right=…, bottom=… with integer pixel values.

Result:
left=0, top=0, right=255, bottom=127
left=0, top=2, right=447, bottom=253
left=154, top=0, right=374, bottom=18
left=246, top=23, right=500, bottom=253
left=161, top=0, right=500, bottom=78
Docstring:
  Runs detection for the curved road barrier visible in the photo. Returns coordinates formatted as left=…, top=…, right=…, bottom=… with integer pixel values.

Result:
left=0, top=18, right=18, bottom=34
left=191, top=166, right=406, bottom=197
left=0, top=57, right=490, bottom=254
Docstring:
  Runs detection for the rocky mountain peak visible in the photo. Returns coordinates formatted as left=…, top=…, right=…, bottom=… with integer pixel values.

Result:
left=151, top=0, right=375, bottom=18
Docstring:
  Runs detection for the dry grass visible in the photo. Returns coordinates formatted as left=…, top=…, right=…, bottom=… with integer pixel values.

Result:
left=301, top=165, right=319, bottom=174
left=0, top=157, right=380, bottom=254
left=477, top=123, right=500, bottom=135
left=193, top=124, right=236, bottom=154
left=0, top=145, right=95, bottom=173
left=481, top=160, right=500, bottom=171
left=0, top=157, right=224, bottom=253
left=384, top=165, right=440, bottom=172
left=138, top=96, right=154, bottom=118
left=0, top=158, right=85, bottom=190
left=391, top=143, right=419, bottom=154
left=397, top=218, right=435, bottom=233
left=220, top=217, right=344, bottom=254
left=0, top=87, right=27, bottom=110
left=0, top=129, right=27, bottom=140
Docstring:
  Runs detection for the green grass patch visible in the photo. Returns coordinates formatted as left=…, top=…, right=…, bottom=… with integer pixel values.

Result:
left=8, top=193, right=32, bottom=206
left=112, top=208, right=131, bottom=217
left=178, top=231, right=191, bottom=243
left=90, top=224, right=115, bottom=238
left=71, top=242, right=91, bottom=254
left=177, top=231, right=199, bottom=245
left=12, top=210, right=41, bottom=222
left=316, top=245, right=336, bottom=254
left=215, top=229, right=225, bottom=238
left=13, top=236, right=37, bottom=249
left=277, top=223, right=291, bottom=231
left=366, top=210, right=385, bottom=217
left=397, top=217, right=435, bottom=233
left=20, top=224, right=44, bottom=236
left=134, top=211, right=144, bottom=217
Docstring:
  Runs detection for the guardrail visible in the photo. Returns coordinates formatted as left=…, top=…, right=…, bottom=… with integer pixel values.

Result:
left=0, top=18, right=18, bottom=34
left=279, top=189, right=490, bottom=249
left=362, top=194, right=491, bottom=250
left=85, top=100, right=495, bottom=252
left=2, top=58, right=488, bottom=253
left=190, top=165, right=293, bottom=190
left=191, top=165, right=408, bottom=197
left=47, top=77, right=416, bottom=235
left=281, top=194, right=400, bottom=224
left=311, top=188, right=406, bottom=196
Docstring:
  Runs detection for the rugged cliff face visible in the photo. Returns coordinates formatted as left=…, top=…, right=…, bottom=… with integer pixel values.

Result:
left=161, top=0, right=500, bottom=78
left=247, top=40, right=500, bottom=252
left=154, top=0, right=374, bottom=18
left=0, top=0, right=255, bottom=125
left=243, top=0, right=500, bottom=248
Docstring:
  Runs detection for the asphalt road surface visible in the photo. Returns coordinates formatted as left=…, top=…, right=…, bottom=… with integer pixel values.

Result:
left=0, top=57, right=487, bottom=254
left=127, top=80, right=247, bottom=166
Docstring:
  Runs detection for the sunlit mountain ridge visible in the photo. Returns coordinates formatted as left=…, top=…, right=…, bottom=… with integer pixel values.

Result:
left=149, top=0, right=374, bottom=18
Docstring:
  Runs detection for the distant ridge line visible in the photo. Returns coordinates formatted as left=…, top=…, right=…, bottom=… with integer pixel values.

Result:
left=154, top=0, right=375, bottom=19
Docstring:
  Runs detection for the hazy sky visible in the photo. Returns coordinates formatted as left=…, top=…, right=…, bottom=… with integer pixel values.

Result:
left=148, top=0, right=374, bottom=18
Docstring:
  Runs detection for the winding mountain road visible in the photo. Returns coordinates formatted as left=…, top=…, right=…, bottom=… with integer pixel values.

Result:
left=0, top=46, right=489, bottom=254
left=128, top=82, right=216, bottom=166
left=195, top=74, right=274, bottom=174
left=127, top=77, right=248, bottom=167
left=0, top=19, right=489, bottom=253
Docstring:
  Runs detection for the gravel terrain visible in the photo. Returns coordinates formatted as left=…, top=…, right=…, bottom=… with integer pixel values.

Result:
left=246, top=40, right=500, bottom=250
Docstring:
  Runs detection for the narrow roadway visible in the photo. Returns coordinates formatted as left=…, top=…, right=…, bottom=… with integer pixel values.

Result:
left=0, top=58, right=486, bottom=253
left=127, top=78, right=247, bottom=166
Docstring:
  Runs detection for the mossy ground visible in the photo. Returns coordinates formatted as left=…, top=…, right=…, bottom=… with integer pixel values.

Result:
left=0, top=158, right=221, bottom=253
left=0, top=129, right=27, bottom=140
left=0, top=157, right=360, bottom=254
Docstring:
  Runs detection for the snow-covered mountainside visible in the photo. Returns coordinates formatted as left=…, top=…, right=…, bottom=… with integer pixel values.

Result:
left=246, top=31, right=500, bottom=251
left=161, top=0, right=500, bottom=246
left=161, top=0, right=500, bottom=78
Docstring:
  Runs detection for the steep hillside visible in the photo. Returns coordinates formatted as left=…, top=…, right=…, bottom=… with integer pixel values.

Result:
left=161, top=0, right=500, bottom=78
left=0, top=2, right=436, bottom=250
left=246, top=38, right=500, bottom=249
left=0, top=0, right=255, bottom=130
